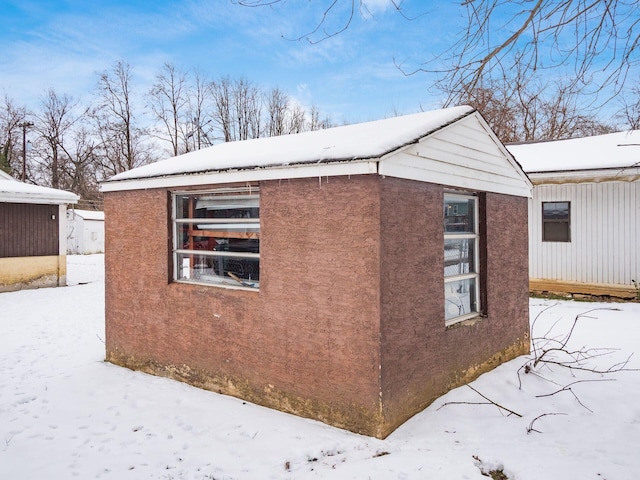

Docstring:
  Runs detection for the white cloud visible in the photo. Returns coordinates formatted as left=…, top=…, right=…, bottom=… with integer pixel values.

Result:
left=361, top=0, right=394, bottom=16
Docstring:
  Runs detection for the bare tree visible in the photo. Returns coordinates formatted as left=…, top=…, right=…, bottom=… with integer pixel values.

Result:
left=57, top=126, right=101, bottom=201
left=30, top=89, right=101, bottom=200
left=0, top=96, right=27, bottom=176
left=235, top=1, right=639, bottom=111
left=232, top=77, right=262, bottom=140
left=148, top=62, right=189, bottom=156
left=436, top=0, right=640, bottom=106
left=265, top=88, right=308, bottom=135
left=93, top=60, right=155, bottom=177
left=308, top=104, right=334, bottom=131
left=453, top=81, right=520, bottom=143
left=265, top=87, right=289, bottom=137
left=288, top=103, right=307, bottom=134
left=263, top=89, right=308, bottom=134
left=32, top=89, right=78, bottom=189
left=211, top=76, right=234, bottom=142
left=210, top=76, right=263, bottom=142
left=619, top=81, right=640, bottom=129
left=449, top=66, right=615, bottom=143
left=184, top=70, right=215, bottom=151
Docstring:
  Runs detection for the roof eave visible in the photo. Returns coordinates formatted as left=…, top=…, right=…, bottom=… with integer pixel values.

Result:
left=101, top=158, right=380, bottom=192
left=528, top=167, right=640, bottom=184
left=0, top=192, right=79, bottom=205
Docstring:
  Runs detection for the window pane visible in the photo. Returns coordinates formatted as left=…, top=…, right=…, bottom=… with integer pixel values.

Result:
left=175, top=194, right=192, bottom=219
left=444, top=238, right=476, bottom=276
left=178, top=224, right=259, bottom=254
left=176, top=194, right=259, bottom=220
left=177, top=252, right=259, bottom=287
left=445, top=278, right=478, bottom=321
left=195, top=195, right=259, bottom=219
left=444, top=197, right=476, bottom=233
left=543, top=222, right=570, bottom=242
left=543, top=202, right=569, bottom=220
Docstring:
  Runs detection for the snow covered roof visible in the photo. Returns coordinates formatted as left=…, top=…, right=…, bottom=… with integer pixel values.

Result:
left=507, top=130, right=640, bottom=173
left=102, top=106, right=531, bottom=197
left=68, top=209, right=104, bottom=221
left=0, top=170, right=14, bottom=181
left=103, top=106, right=473, bottom=183
left=0, top=173, right=79, bottom=205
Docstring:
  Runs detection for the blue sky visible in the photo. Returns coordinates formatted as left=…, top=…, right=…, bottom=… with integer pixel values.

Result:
left=0, top=0, right=466, bottom=124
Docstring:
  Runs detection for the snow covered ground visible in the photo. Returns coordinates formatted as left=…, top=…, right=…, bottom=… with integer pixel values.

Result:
left=1, top=254, right=640, bottom=479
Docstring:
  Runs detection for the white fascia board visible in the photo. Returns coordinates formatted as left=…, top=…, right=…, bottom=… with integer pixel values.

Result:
left=528, top=167, right=640, bottom=185
left=0, top=192, right=79, bottom=205
left=101, top=160, right=380, bottom=192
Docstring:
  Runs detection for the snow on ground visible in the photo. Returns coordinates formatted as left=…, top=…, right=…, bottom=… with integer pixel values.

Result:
left=1, top=255, right=640, bottom=479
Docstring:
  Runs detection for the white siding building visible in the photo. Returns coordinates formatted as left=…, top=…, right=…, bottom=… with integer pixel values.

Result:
left=508, top=131, right=640, bottom=299
left=67, top=209, right=105, bottom=254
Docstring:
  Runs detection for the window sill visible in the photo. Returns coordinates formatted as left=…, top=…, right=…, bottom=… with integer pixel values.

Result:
left=445, top=312, right=483, bottom=329
left=174, top=279, right=259, bottom=292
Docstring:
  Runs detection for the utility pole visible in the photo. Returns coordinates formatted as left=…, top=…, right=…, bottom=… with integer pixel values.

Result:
left=18, top=121, right=34, bottom=181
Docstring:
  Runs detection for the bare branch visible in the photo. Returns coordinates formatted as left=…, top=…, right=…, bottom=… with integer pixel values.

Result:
left=439, top=385, right=522, bottom=418
left=527, top=413, right=568, bottom=434
left=536, top=379, right=616, bottom=412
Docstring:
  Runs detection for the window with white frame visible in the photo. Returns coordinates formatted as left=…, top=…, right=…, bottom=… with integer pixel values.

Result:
left=173, top=187, right=259, bottom=289
left=444, top=193, right=480, bottom=325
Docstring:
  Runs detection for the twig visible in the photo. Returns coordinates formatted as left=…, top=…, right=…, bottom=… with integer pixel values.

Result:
left=529, top=303, right=561, bottom=359
left=438, top=385, right=522, bottom=417
left=527, top=413, right=567, bottom=434
left=467, top=385, right=522, bottom=417
left=537, top=379, right=616, bottom=412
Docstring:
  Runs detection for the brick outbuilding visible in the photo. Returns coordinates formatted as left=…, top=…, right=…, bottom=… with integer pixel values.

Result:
left=101, top=106, right=532, bottom=438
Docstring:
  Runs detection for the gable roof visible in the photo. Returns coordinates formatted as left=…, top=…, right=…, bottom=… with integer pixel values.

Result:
left=0, top=173, right=79, bottom=205
left=507, top=130, right=640, bottom=173
left=102, top=106, right=531, bottom=197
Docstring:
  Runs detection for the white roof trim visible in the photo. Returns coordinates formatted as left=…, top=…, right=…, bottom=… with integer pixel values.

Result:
left=0, top=178, right=79, bottom=204
left=101, top=160, right=379, bottom=192
left=528, top=167, right=640, bottom=185
left=0, top=191, right=79, bottom=205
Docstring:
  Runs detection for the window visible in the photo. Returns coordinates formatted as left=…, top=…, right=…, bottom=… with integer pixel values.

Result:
left=444, top=193, right=480, bottom=325
left=173, top=187, right=259, bottom=289
left=542, top=201, right=570, bottom=242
